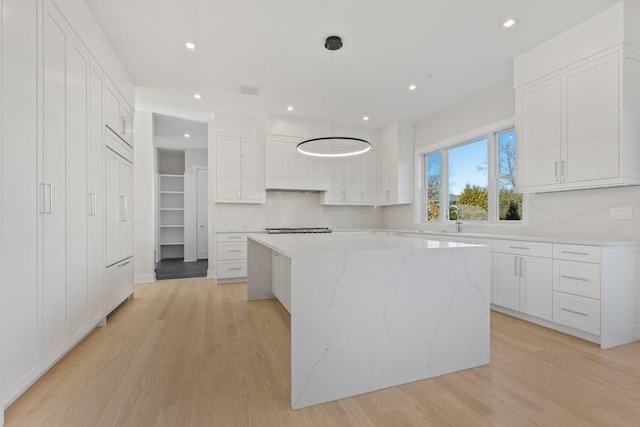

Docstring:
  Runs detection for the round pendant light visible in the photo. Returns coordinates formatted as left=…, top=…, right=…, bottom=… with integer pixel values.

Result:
left=296, top=36, right=372, bottom=158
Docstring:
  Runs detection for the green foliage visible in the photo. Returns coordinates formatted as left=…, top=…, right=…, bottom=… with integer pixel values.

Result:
left=457, top=184, right=488, bottom=211
left=498, top=190, right=522, bottom=220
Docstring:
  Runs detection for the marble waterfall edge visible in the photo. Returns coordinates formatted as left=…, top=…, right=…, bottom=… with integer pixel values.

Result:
left=290, top=245, right=490, bottom=409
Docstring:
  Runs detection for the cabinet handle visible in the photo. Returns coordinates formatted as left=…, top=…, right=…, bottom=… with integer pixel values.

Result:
left=93, top=193, right=98, bottom=216
left=509, top=246, right=530, bottom=250
left=560, top=250, right=589, bottom=256
left=228, top=236, right=243, bottom=239
left=560, top=307, right=589, bottom=317
left=555, top=161, right=559, bottom=182
left=119, top=116, right=126, bottom=135
left=229, top=267, right=243, bottom=271
left=514, top=256, right=518, bottom=276
left=560, top=274, right=589, bottom=282
left=118, top=260, right=131, bottom=268
left=229, top=250, right=243, bottom=253
left=40, top=183, right=47, bottom=214
left=120, top=195, right=128, bottom=222
left=46, top=184, right=53, bottom=214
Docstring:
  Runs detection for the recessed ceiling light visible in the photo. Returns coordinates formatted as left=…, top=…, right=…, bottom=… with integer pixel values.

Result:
left=193, top=93, right=201, bottom=100
left=184, top=133, right=190, bottom=138
left=362, top=116, right=369, bottom=121
left=287, top=105, right=294, bottom=111
left=408, top=84, right=417, bottom=91
left=502, top=18, right=517, bottom=28
left=185, top=41, right=196, bottom=50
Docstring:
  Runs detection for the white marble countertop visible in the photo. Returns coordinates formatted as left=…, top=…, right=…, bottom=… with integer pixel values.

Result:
left=218, top=228, right=637, bottom=247
left=247, top=232, right=480, bottom=257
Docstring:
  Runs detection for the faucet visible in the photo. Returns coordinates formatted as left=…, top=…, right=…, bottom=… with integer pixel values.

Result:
left=450, top=205, right=463, bottom=232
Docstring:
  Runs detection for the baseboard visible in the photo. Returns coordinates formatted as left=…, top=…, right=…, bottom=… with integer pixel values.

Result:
left=1, top=406, right=5, bottom=426
left=135, top=273, right=156, bottom=284
left=207, top=269, right=215, bottom=279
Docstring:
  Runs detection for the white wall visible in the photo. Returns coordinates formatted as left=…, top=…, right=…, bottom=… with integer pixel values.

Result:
left=133, top=111, right=156, bottom=283
left=383, top=77, right=640, bottom=242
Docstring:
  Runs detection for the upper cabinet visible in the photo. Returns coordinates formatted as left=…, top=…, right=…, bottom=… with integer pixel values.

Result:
left=215, top=134, right=266, bottom=203
left=265, top=135, right=328, bottom=191
left=376, top=122, right=414, bottom=206
left=104, top=82, right=134, bottom=147
left=323, top=145, right=376, bottom=205
left=514, top=3, right=640, bottom=193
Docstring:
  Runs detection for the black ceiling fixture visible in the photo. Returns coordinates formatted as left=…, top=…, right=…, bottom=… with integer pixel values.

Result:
left=296, top=35, right=371, bottom=158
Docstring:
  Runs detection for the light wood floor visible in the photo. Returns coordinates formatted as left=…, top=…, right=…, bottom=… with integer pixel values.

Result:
left=5, top=279, right=640, bottom=426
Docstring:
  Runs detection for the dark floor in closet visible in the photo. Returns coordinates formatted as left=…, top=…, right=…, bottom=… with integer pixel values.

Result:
left=155, top=258, right=208, bottom=280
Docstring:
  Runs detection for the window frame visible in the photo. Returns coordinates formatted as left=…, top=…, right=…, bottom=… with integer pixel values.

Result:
left=415, top=118, right=527, bottom=226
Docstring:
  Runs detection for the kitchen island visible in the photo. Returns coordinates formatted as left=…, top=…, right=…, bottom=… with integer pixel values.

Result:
left=247, top=233, right=490, bottom=409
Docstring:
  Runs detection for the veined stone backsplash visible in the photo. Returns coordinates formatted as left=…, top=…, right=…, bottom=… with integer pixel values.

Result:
left=213, top=191, right=384, bottom=232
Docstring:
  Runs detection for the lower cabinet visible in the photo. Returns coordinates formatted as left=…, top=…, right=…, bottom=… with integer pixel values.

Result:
left=492, top=241, right=553, bottom=321
left=216, top=233, right=248, bottom=282
left=272, top=251, right=291, bottom=313
left=105, top=257, right=134, bottom=314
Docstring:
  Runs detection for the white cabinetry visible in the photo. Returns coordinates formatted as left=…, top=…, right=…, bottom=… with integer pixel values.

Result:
left=104, top=82, right=134, bottom=147
left=492, top=240, right=553, bottom=321
left=552, top=244, right=602, bottom=336
left=272, top=251, right=291, bottom=313
left=157, top=174, right=185, bottom=260
left=216, top=233, right=248, bottom=282
left=516, top=46, right=640, bottom=192
left=265, top=135, right=328, bottom=191
left=1, top=0, right=135, bottom=414
left=215, top=135, right=265, bottom=203
left=323, top=148, right=378, bottom=205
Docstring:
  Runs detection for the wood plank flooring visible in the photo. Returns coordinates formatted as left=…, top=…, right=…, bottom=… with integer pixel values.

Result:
left=5, top=278, right=640, bottom=426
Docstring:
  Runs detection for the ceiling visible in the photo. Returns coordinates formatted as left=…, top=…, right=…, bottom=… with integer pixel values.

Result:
left=84, top=0, right=621, bottom=129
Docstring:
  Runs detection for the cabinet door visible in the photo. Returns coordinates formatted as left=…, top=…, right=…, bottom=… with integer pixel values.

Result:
left=492, top=253, right=520, bottom=311
left=215, top=135, right=242, bottom=201
left=43, top=5, right=68, bottom=362
left=519, top=256, right=553, bottom=321
left=105, top=148, right=121, bottom=265
left=517, top=78, right=562, bottom=189
left=241, top=137, right=266, bottom=202
left=325, top=158, right=345, bottom=202
left=379, top=144, right=398, bottom=203
left=565, top=52, right=619, bottom=183
left=343, top=155, right=361, bottom=203
left=1, top=0, right=40, bottom=403
left=119, top=159, right=134, bottom=259
left=66, top=35, right=90, bottom=342
left=104, top=84, right=121, bottom=135
left=88, top=66, right=105, bottom=324
left=360, top=150, right=377, bottom=204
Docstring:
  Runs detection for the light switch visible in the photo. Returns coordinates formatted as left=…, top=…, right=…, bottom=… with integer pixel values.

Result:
left=609, top=207, right=633, bottom=220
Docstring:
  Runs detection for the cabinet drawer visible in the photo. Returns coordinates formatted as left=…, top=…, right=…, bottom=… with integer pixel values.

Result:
left=553, top=244, right=600, bottom=263
left=217, top=261, right=247, bottom=279
left=217, top=234, right=248, bottom=243
left=553, top=291, right=600, bottom=335
left=217, top=242, right=247, bottom=260
left=493, top=240, right=552, bottom=258
left=553, top=260, right=601, bottom=299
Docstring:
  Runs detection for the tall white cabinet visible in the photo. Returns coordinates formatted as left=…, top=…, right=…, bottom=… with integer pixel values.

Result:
left=1, top=0, right=135, bottom=417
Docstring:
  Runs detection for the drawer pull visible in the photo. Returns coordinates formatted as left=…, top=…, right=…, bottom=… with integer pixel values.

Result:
left=229, top=268, right=243, bottom=271
left=560, top=307, right=589, bottom=317
left=118, top=260, right=131, bottom=268
left=228, top=250, right=243, bottom=253
left=561, top=250, right=590, bottom=256
left=509, top=246, right=530, bottom=250
left=560, top=274, right=589, bottom=282
left=227, top=236, right=243, bottom=239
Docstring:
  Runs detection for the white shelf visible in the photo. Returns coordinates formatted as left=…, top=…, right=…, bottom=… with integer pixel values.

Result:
left=160, top=225, right=184, bottom=228
left=160, top=208, right=184, bottom=211
left=160, top=242, right=185, bottom=246
left=159, top=174, right=184, bottom=178
left=160, top=191, right=184, bottom=194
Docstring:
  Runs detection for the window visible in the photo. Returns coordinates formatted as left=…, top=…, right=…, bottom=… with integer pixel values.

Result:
left=497, top=129, right=522, bottom=220
left=422, top=126, right=523, bottom=224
